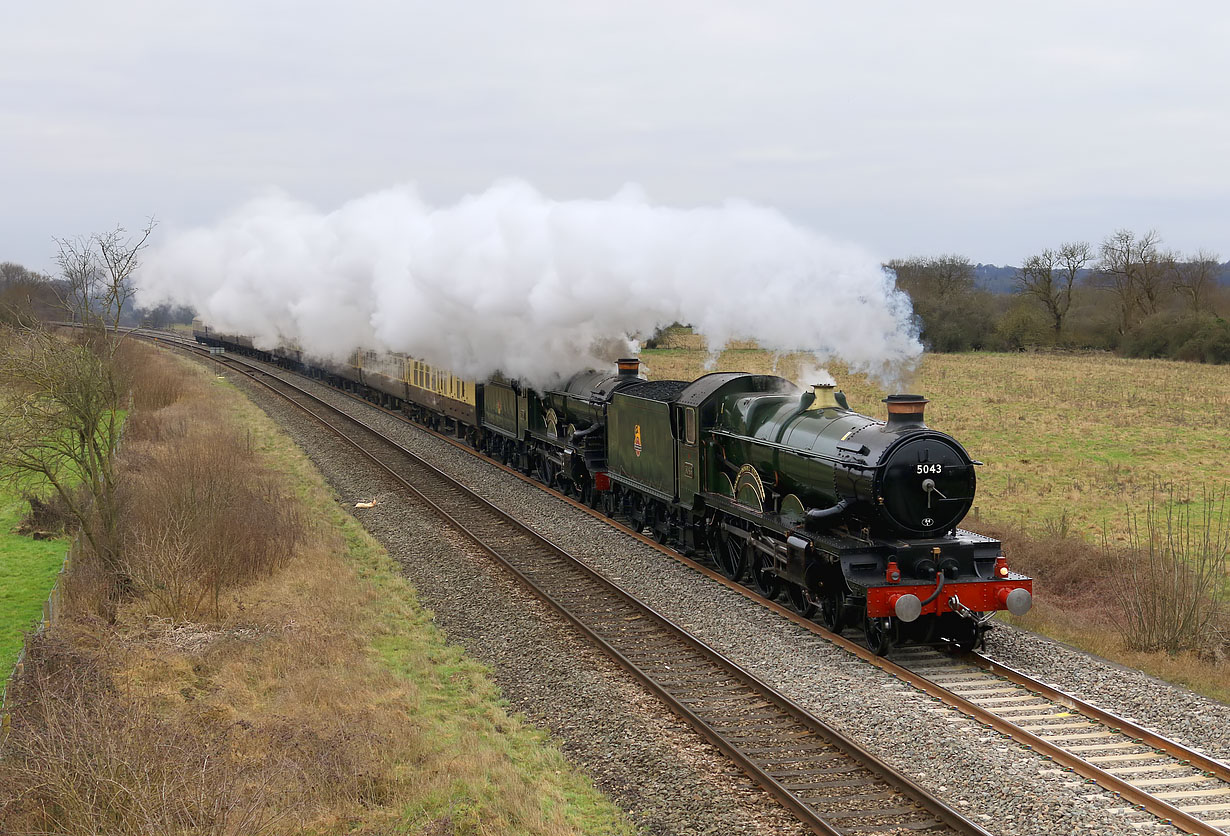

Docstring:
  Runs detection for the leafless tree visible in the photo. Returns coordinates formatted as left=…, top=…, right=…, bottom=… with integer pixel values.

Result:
left=1094, top=229, right=1173, bottom=332
left=53, top=223, right=150, bottom=342
left=1168, top=250, right=1222, bottom=313
left=888, top=254, right=975, bottom=298
left=0, top=220, right=155, bottom=606
left=1016, top=241, right=1091, bottom=337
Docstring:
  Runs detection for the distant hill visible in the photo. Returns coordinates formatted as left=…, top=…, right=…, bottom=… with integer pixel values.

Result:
left=973, top=261, right=1230, bottom=294
left=973, top=264, right=1020, bottom=294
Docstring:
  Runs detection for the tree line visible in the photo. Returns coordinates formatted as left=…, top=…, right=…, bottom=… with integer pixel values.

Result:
left=889, top=229, right=1230, bottom=363
left=0, top=260, right=192, bottom=330
left=6, top=225, right=1229, bottom=363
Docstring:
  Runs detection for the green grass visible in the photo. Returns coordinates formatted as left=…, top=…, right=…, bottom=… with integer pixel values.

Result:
left=0, top=484, right=68, bottom=694
left=1, top=404, right=127, bottom=696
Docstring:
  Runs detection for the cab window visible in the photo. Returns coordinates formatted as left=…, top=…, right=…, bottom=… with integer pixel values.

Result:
left=685, top=407, right=697, bottom=445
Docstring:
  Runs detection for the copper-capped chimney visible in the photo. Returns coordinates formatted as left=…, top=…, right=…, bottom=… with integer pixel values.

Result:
left=806, top=383, right=841, bottom=410
left=616, top=357, right=641, bottom=377
left=882, top=394, right=929, bottom=431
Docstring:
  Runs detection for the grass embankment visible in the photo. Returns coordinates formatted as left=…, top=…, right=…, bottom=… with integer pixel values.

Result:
left=0, top=485, right=67, bottom=694
left=643, top=335, right=1230, bottom=700
left=0, top=345, right=635, bottom=836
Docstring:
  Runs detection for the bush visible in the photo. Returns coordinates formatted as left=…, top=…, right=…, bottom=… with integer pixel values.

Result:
left=976, top=521, right=1119, bottom=622
left=1112, top=485, right=1229, bottom=655
left=992, top=302, right=1054, bottom=351
left=121, top=342, right=189, bottom=411
left=1175, top=317, right=1230, bottom=363
left=1122, top=312, right=1230, bottom=363
left=913, top=290, right=999, bottom=352
left=117, top=404, right=304, bottom=620
left=17, top=490, right=79, bottom=538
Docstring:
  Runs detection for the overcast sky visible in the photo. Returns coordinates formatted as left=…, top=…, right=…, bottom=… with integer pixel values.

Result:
left=3, top=1, right=1228, bottom=274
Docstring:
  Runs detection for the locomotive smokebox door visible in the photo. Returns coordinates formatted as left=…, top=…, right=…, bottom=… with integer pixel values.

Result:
left=877, top=435, right=976, bottom=535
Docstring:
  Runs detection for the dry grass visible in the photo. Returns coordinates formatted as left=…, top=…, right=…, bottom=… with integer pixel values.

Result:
left=1, top=633, right=279, bottom=836
left=121, top=341, right=189, bottom=412
left=1, top=344, right=634, bottom=836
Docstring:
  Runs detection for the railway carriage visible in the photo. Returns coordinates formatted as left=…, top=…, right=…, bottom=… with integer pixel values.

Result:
left=403, top=358, right=480, bottom=430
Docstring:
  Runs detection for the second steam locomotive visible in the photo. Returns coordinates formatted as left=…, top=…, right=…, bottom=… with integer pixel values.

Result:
left=194, top=326, right=1032, bottom=654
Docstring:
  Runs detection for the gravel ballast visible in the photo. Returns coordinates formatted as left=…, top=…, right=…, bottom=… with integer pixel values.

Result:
left=211, top=355, right=1228, bottom=836
left=232, top=370, right=810, bottom=836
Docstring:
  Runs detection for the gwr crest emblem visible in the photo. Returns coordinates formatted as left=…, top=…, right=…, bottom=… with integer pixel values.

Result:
left=633, top=424, right=642, bottom=457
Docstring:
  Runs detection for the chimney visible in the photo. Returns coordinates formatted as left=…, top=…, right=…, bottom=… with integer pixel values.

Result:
left=882, top=394, right=929, bottom=431
left=616, top=358, right=641, bottom=377
left=806, top=383, right=841, bottom=410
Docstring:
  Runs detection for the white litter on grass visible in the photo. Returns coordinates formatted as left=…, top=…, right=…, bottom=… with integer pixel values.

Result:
left=354, top=500, right=376, bottom=509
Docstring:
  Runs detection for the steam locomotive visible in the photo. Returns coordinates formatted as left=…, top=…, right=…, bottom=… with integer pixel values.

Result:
left=194, top=325, right=1032, bottom=654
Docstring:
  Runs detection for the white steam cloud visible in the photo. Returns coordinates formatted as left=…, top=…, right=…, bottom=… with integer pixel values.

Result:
left=138, top=181, right=921, bottom=388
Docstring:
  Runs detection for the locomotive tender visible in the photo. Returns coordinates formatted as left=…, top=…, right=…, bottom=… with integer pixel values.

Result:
left=194, top=325, right=1032, bottom=654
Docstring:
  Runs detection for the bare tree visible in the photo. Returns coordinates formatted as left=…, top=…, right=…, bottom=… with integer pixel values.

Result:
left=53, top=223, right=150, bottom=342
left=1016, top=241, right=1091, bottom=338
left=889, top=254, right=975, bottom=297
left=1095, top=229, right=1173, bottom=332
left=0, top=220, right=154, bottom=606
left=1168, top=250, right=1222, bottom=313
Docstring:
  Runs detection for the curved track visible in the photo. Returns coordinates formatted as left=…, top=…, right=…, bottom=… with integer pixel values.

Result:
left=146, top=332, right=986, bottom=836
left=143, top=330, right=1230, bottom=835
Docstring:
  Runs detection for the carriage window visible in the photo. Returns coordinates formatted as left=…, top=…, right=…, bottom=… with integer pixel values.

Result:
left=685, top=407, right=697, bottom=445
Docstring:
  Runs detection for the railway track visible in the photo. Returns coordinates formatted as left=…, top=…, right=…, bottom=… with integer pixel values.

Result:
left=891, top=647, right=1230, bottom=835
left=146, top=334, right=986, bottom=836
left=142, top=330, right=1230, bottom=835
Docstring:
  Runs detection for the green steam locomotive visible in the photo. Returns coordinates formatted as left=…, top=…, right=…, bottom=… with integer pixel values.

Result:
left=194, top=325, right=1032, bottom=654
